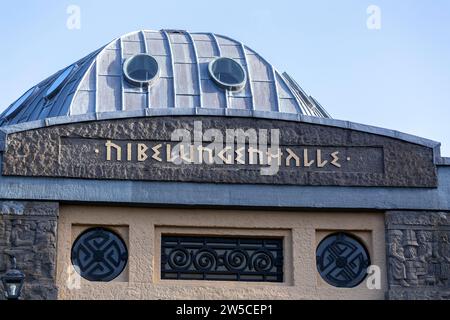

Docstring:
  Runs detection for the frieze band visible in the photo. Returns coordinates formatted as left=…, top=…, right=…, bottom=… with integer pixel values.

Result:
left=1, top=117, right=438, bottom=187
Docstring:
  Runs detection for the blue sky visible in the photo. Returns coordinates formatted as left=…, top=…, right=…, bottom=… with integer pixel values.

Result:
left=1, top=0, right=449, bottom=155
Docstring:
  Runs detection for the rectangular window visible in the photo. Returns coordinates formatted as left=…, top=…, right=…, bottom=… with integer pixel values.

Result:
left=161, top=236, right=283, bottom=282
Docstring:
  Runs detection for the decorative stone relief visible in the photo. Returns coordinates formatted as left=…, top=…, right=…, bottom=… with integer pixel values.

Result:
left=0, top=201, right=58, bottom=300
left=386, top=211, right=450, bottom=300
left=2, top=117, right=438, bottom=187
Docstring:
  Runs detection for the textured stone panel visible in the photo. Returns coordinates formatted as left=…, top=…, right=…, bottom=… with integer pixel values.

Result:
left=386, top=211, right=450, bottom=300
left=0, top=201, right=58, bottom=300
left=2, top=117, right=438, bottom=187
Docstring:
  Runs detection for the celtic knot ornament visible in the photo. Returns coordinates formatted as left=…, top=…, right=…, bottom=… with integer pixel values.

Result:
left=316, top=233, right=370, bottom=288
left=71, top=228, right=128, bottom=282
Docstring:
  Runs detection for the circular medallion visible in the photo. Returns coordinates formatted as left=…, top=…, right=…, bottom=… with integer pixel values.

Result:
left=316, top=233, right=370, bottom=288
left=71, top=228, right=128, bottom=282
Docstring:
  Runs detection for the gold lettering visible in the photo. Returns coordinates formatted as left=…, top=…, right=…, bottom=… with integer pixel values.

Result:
left=304, top=149, right=314, bottom=167
left=331, top=151, right=341, bottom=168
left=235, top=147, right=245, bottom=164
left=198, top=146, right=214, bottom=164
left=180, top=145, right=193, bottom=163
left=152, top=144, right=162, bottom=162
left=248, top=147, right=264, bottom=165
left=105, top=140, right=122, bottom=161
left=286, top=148, right=301, bottom=167
left=218, top=147, right=233, bottom=164
left=166, top=144, right=176, bottom=163
left=267, top=148, right=282, bottom=166
left=127, top=143, right=132, bottom=162
left=317, top=149, right=328, bottom=168
left=137, top=144, right=149, bottom=162
left=105, top=140, right=345, bottom=172
left=166, top=144, right=173, bottom=162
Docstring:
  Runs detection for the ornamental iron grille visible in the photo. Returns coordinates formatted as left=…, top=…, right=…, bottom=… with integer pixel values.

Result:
left=316, top=232, right=371, bottom=288
left=161, top=236, right=284, bottom=282
left=71, top=228, right=128, bottom=282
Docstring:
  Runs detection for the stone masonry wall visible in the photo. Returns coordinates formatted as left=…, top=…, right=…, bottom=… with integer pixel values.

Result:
left=386, top=211, right=450, bottom=300
left=2, top=117, right=438, bottom=188
left=0, top=201, right=58, bottom=300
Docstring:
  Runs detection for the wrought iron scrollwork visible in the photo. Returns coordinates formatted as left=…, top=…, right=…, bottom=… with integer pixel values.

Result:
left=71, top=228, right=128, bottom=282
left=161, top=236, right=283, bottom=282
left=316, top=232, right=370, bottom=288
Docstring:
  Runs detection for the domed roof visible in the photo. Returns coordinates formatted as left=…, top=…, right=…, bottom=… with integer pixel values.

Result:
left=0, top=29, right=331, bottom=129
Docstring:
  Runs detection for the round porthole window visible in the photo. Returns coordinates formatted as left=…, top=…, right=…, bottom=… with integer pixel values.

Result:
left=208, top=57, right=247, bottom=91
left=123, top=54, right=160, bottom=86
left=44, top=65, right=76, bottom=100
left=71, top=228, right=128, bottom=282
left=316, top=233, right=370, bottom=288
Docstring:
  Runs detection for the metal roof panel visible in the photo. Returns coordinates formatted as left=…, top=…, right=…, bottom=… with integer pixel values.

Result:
left=0, top=29, right=331, bottom=129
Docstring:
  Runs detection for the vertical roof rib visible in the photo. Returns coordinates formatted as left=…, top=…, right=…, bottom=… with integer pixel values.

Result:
left=0, top=29, right=331, bottom=129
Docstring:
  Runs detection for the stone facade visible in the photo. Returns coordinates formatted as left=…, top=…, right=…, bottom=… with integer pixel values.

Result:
left=0, top=116, right=448, bottom=300
left=386, top=211, right=450, bottom=300
left=57, top=206, right=387, bottom=300
left=0, top=201, right=58, bottom=300
left=2, top=117, right=438, bottom=188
